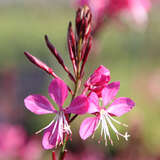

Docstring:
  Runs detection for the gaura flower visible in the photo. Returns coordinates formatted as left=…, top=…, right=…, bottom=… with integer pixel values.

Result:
left=24, top=78, right=89, bottom=149
left=106, top=0, right=151, bottom=25
left=85, top=65, right=110, bottom=97
left=80, top=81, right=135, bottom=145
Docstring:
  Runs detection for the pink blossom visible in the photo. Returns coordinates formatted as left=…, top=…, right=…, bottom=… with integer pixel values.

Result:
left=0, top=123, right=26, bottom=159
left=24, top=78, right=89, bottom=150
left=106, top=0, right=151, bottom=25
left=85, top=65, right=110, bottom=97
left=20, top=138, right=43, bottom=160
left=80, top=81, right=135, bottom=145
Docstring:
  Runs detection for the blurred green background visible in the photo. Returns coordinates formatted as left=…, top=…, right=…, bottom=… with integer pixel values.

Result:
left=0, top=0, right=160, bottom=159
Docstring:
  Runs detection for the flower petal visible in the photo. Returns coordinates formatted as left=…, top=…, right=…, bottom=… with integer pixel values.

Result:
left=102, top=81, right=120, bottom=106
left=85, top=65, right=110, bottom=87
left=49, top=78, right=68, bottom=108
left=24, top=95, right=56, bottom=115
left=65, top=95, right=89, bottom=115
left=42, top=122, right=58, bottom=150
left=106, top=97, right=135, bottom=117
left=88, top=92, right=100, bottom=113
left=79, top=117, right=99, bottom=140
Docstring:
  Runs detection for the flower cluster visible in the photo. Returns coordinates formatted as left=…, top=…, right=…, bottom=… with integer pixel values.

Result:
left=80, top=66, right=135, bottom=145
left=24, top=6, right=135, bottom=160
left=24, top=6, right=92, bottom=150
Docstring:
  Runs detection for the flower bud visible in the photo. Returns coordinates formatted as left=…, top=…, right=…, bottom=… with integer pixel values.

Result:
left=85, top=65, right=110, bottom=96
left=76, top=6, right=92, bottom=40
left=24, top=52, right=58, bottom=78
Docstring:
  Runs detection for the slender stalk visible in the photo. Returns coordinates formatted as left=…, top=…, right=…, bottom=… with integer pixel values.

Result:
left=52, top=152, right=56, bottom=160
left=58, top=137, right=67, bottom=160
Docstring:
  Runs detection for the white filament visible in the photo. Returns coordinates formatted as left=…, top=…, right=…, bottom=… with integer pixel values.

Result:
left=36, top=111, right=72, bottom=146
left=99, top=109, right=130, bottom=145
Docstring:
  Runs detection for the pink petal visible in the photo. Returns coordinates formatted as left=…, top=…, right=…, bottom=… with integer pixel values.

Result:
left=65, top=95, right=89, bottom=115
left=106, top=97, right=135, bottom=117
left=42, top=122, right=58, bottom=150
left=24, top=95, right=56, bottom=115
left=128, top=0, right=151, bottom=25
left=86, top=65, right=110, bottom=87
left=102, top=81, right=120, bottom=106
left=49, top=78, right=68, bottom=109
left=88, top=92, right=100, bottom=113
left=79, top=117, right=99, bottom=140
left=48, top=123, right=61, bottom=147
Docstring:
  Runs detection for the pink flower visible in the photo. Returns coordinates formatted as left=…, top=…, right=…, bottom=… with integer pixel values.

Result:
left=80, top=81, right=135, bottom=145
left=85, top=65, right=110, bottom=97
left=0, top=123, right=26, bottom=159
left=24, top=78, right=89, bottom=150
left=20, top=138, right=43, bottom=160
left=106, top=0, right=151, bottom=25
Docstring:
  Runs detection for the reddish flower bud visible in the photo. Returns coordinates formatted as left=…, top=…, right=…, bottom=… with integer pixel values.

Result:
left=67, top=22, right=77, bottom=74
left=80, top=36, right=92, bottom=77
left=76, top=6, right=92, bottom=40
left=24, top=52, right=58, bottom=78
left=85, top=65, right=111, bottom=96
left=45, top=35, right=76, bottom=83
left=44, top=35, right=66, bottom=67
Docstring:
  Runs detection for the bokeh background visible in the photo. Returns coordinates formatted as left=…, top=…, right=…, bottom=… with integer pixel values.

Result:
left=0, top=0, right=160, bottom=159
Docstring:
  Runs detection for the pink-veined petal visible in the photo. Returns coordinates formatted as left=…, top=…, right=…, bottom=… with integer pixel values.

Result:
left=48, top=122, right=61, bottom=147
left=90, top=65, right=110, bottom=86
left=85, top=65, right=110, bottom=87
left=88, top=92, right=100, bottom=113
left=49, top=78, right=68, bottom=108
left=79, top=117, right=99, bottom=140
left=65, top=95, right=89, bottom=115
left=102, top=81, right=120, bottom=106
left=106, top=97, right=135, bottom=117
left=42, top=122, right=58, bottom=150
left=24, top=95, right=56, bottom=115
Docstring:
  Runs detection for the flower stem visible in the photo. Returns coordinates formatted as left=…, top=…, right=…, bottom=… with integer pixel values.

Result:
left=58, top=137, right=67, bottom=160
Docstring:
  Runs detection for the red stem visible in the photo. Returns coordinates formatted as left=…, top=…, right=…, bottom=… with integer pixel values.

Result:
left=52, top=152, right=56, bottom=160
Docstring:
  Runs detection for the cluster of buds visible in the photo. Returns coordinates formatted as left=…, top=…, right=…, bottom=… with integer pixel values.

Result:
left=25, top=6, right=92, bottom=91
left=68, top=6, right=92, bottom=81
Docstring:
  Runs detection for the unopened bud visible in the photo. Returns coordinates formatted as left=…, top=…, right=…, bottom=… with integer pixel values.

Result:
left=76, top=6, right=92, bottom=40
left=24, top=52, right=58, bottom=78
left=67, top=22, right=77, bottom=74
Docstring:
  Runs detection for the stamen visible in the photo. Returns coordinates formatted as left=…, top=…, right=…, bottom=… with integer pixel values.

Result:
left=107, top=114, right=128, bottom=127
left=35, top=115, right=58, bottom=134
left=36, top=111, right=72, bottom=147
left=99, top=109, right=130, bottom=145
